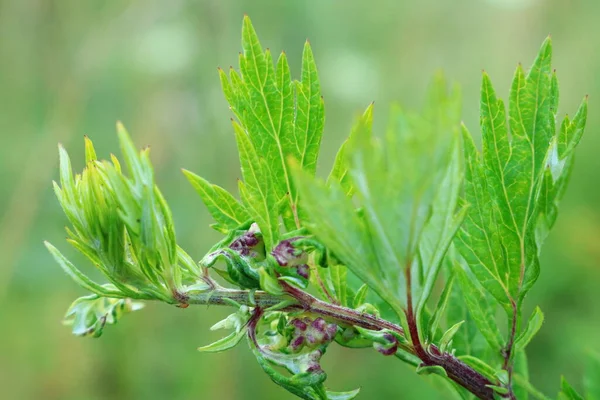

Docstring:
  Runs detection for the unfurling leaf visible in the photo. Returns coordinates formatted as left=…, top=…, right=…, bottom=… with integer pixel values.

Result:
left=438, top=320, right=464, bottom=353
left=327, top=104, right=374, bottom=196
left=63, top=293, right=144, bottom=337
left=514, top=307, right=544, bottom=352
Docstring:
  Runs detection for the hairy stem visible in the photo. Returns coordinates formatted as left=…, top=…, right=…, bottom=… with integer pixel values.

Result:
left=185, top=285, right=496, bottom=399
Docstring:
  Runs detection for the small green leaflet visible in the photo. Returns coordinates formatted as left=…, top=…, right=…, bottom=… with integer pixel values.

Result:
left=63, top=293, right=144, bottom=337
left=438, top=321, right=464, bottom=353
left=327, top=104, right=374, bottom=196
left=182, top=169, right=250, bottom=232
left=198, top=307, right=251, bottom=352
left=536, top=97, right=587, bottom=247
left=220, top=15, right=324, bottom=230
left=318, top=263, right=349, bottom=306
left=45, top=241, right=124, bottom=298
left=514, top=307, right=544, bottom=352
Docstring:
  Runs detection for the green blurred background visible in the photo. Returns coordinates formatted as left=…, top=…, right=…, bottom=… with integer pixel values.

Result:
left=1, top=0, right=599, bottom=398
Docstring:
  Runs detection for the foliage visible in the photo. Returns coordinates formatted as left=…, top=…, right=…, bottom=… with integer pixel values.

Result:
left=46, top=15, right=592, bottom=400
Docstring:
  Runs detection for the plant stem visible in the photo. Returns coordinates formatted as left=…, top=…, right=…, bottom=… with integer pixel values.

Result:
left=502, top=300, right=519, bottom=400
left=185, top=286, right=495, bottom=399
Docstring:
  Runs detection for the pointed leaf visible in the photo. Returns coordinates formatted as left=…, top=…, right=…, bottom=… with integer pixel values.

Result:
left=198, top=329, right=247, bottom=353
left=439, top=320, right=464, bottom=353
left=183, top=169, right=250, bottom=231
left=514, top=307, right=544, bottom=352
left=327, top=104, right=373, bottom=196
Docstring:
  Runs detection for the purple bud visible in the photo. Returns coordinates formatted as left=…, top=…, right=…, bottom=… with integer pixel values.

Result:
left=242, top=233, right=259, bottom=247
left=271, top=239, right=307, bottom=267
left=325, top=324, right=338, bottom=340
left=290, top=336, right=305, bottom=351
left=311, top=318, right=327, bottom=332
left=375, top=342, right=398, bottom=356
left=305, top=332, right=318, bottom=346
left=296, top=264, right=310, bottom=279
left=291, top=318, right=307, bottom=332
left=230, top=231, right=265, bottom=259
left=306, top=363, right=323, bottom=373
left=383, top=333, right=395, bottom=343
left=374, top=333, right=398, bottom=356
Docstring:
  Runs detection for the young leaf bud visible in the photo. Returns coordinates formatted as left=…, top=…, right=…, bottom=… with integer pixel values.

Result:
left=230, top=224, right=266, bottom=259
left=271, top=239, right=307, bottom=267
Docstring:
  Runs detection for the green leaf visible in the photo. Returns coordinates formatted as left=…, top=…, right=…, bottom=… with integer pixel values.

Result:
left=182, top=169, right=250, bottom=232
left=559, top=377, right=584, bottom=400
left=233, top=121, right=279, bottom=249
left=454, top=265, right=503, bottom=352
left=513, top=350, right=530, bottom=400
left=514, top=307, right=544, bottom=352
left=197, top=330, right=247, bottom=353
left=457, top=355, right=496, bottom=382
left=327, top=104, right=373, bottom=196
left=427, top=272, right=455, bottom=342
left=259, top=267, right=285, bottom=295
left=249, top=332, right=355, bottom=400
left=296, top=81, right=462, bottom=324
left=63, top=294, right=144, bottom=337
left=416, top=365, right=448, bottom=378
left=292, top=169, right=402, bottom=316
left=199, top=307, right=250, bottom=352
left=324, top=389, right=360, bottom=400
left=319, top=263, right=348, bottom=306
left=557, top=97, right=588, bottom=159
left=352, top=284, right=369, bottom=308
left=585, top=351, right=600, bottom=400
left=486, top=385, right=509, bottom=395
left=221, top=16, right=325, bottom=230
left=416, top=132, right=466, bottom=333
left=455, top=124, right=512, bottom=312
left=45, top=242, right=124, bottom=298
left=293, top=40, right=325, bottom=178
left=457, top=38, right=586, bottom=314
left=439, top=320, right=464, bottom=353
left=537, top=96, right=587, bottom=247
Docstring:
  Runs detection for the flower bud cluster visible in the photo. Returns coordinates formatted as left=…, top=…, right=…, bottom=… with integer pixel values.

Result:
left=373, top=332, right=399, bottom=356
left=287, top=317, right=338, bottom=353
left=271, top=239, right=310, bottom=279
left=230, top=224, right=265, bottom=260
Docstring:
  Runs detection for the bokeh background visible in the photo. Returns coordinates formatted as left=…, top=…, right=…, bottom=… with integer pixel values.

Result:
left=1, top=0, right=599, bottom=398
